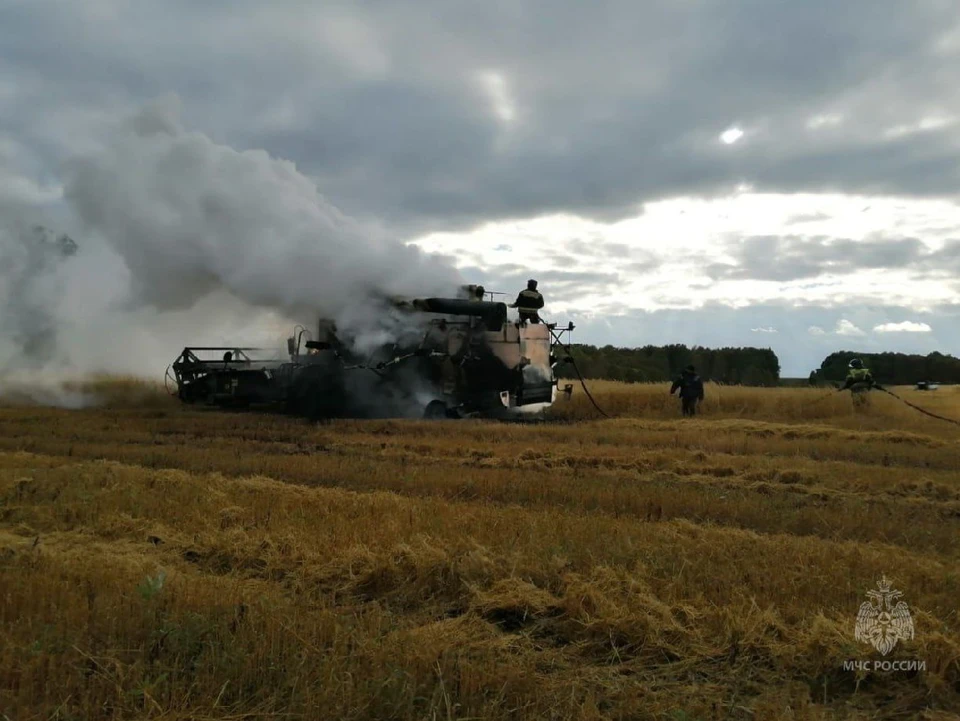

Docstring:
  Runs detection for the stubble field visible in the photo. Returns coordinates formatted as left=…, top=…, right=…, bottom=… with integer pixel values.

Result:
left=1, top=378, right=959, bottom=720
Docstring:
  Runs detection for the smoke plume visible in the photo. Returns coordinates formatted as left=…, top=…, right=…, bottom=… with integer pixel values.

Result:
left=1, top=95, right=464, bottom=404
left=0, top=217, right=76, bottom=372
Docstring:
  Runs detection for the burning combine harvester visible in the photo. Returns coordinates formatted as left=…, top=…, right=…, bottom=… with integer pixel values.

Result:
left=167, top=286, right=575, bottom=420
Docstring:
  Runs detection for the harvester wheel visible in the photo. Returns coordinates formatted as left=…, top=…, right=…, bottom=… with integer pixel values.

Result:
left=163, top=365, right=180, bottom=397
left=297, top=377, right=325, bottom=420
left=423, top=400, right=448, bottom=420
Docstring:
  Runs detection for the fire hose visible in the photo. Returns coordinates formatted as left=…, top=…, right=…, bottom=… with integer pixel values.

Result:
left=814, top=384, right=960, bottom=427
left=543, top=320, right=612, bottom=419
left=875, top=387, right=960, bottom=427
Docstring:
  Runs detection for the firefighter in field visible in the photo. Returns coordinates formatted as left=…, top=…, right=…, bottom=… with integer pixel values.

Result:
left=840, top=358, right=882, bottom=408
left=509, top=279, right=544, bottom=323
left=670, top=364, right=705, bottom=416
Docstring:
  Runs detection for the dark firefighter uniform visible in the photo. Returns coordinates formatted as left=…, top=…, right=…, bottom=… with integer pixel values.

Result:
left=670, top=365, right=704, bottom=416
left=510, top=280, right=544, bottom=323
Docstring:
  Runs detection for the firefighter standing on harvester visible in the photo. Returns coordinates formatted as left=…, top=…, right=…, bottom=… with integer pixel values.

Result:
left=509, top=279, right=544, bottom=323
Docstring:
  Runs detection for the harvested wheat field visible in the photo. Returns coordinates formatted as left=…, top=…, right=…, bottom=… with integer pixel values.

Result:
left=1, top=378, right=959, bottom=720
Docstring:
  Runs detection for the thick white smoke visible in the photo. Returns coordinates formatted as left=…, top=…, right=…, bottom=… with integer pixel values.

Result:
left=0, top=216, right=72, bottom=371
left=0, top=96, right=464, bottom=404
left=64, top=96, right=462, bottom=344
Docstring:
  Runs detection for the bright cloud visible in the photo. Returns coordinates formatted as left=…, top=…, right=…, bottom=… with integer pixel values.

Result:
left=411, top=192, right=960, bottom=314
left=873, top=321, right=933, bottom=333
left=883, top=116, right=956, bottom=139
left=806, top=113, right=844, bottom=130
left=476, top=70, right=517, bottom=124
left=835, top=320, right=866, bottom=336
left=720, top=127, right=744, bottom=144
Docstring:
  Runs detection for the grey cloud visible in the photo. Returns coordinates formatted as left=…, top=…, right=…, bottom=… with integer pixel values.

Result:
left=602, top=242, right=631, bottom=256
left=918, top=240, right=960, bottom=275
left=557, top=239, right=653, bottom=262
left=456, top=264, right=620, bottom=305
left=705, top=235, right=927, bottom=281
left=786, top=212, right=832, bottom=225
left=496, top=264, right=529, bottom=276
left=563, top=239, right=595, bottom=255
left=624, top=260, right=660, bottom=274
left=535, top=270, right=621, bottom=285
left=4, top=1, right=960, bottom=233
left=538, top=270, right=623, bottom=304
left=555, top=239, right=660, bottom=273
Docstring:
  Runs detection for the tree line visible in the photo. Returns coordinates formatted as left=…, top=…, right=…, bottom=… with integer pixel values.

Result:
left=811, top=351, right=960, bottom=385
left=555, top=344, right=781, bottom=385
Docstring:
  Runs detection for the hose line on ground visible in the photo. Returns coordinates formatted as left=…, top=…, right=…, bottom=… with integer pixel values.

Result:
left=876, top=387, right=960, bottom=427
left=826, top=384, right=960, bottom=427
left=541, top=319, right=611, bottom=419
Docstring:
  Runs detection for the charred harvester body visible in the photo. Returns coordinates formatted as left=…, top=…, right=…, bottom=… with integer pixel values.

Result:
left=167, top=287, right=575, bottom=420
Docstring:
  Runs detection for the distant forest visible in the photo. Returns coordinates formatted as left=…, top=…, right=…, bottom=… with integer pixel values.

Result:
left=812, top=351, right=960, bottom=385
left=554, top=344, right=781, bottom=386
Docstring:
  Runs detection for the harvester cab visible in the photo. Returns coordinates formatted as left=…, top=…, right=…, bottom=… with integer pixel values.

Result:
left=381, top=290, right=576, bottom=419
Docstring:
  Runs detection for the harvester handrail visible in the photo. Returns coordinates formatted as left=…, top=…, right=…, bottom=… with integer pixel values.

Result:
left=177, top=359, right=280, bottom=365
left=173, top=346, right=283, bottom=367
left=179, top=346, right=269, bottom=351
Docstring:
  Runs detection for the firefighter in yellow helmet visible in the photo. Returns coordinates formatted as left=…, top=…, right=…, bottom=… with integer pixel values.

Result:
left=509, top=279, right=544, bottom=323
left=840, top=358, right=882, bottom=408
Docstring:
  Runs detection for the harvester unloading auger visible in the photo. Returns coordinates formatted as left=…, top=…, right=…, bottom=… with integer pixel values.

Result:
left=166, top=286, right=576, bottom=420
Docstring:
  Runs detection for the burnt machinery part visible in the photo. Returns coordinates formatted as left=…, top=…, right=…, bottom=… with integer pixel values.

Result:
left=423, top=400, right=448, bottom=420
left=170, top=347, right=278, bottom=406
left=409, top=298, right=508, bottom=331
left=285, top=360, right=347, bottom=419
left=517, top=379, right=554, bottom=405
left=168, top=296, right=576, bottom=420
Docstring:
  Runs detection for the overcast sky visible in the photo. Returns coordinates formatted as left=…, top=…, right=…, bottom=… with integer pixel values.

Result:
left=4, top=0, right=960, bottom=376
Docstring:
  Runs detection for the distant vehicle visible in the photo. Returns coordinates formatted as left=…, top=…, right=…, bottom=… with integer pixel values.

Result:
left=915, top=381, right=940, bottom=391
left=166, top=286, right=575, bottom=420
